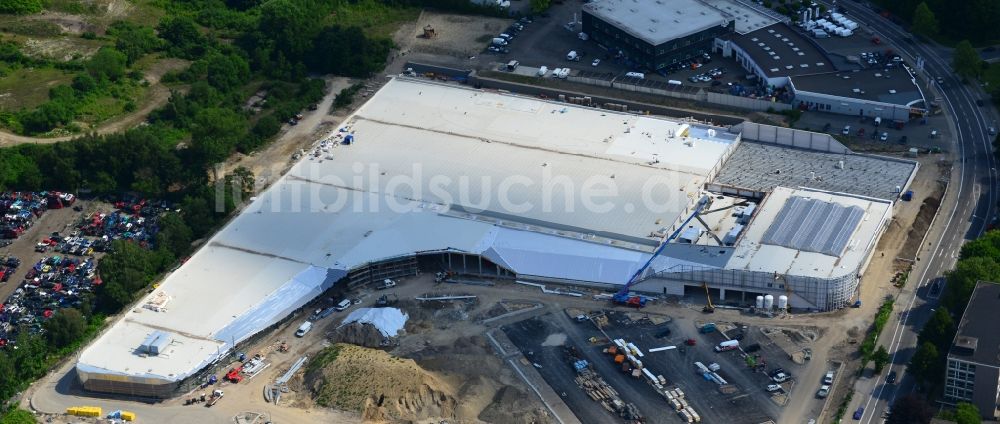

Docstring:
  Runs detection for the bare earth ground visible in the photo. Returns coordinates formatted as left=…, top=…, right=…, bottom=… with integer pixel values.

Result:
left=221, top=76, right=354, bottom=185
left=404, top=11, right=512, bottom=60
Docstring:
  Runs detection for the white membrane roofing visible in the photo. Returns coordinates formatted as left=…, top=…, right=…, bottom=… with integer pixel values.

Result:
left=75, top=79, right=892, bottom=387
left=77, top=78, right=738, bottom=385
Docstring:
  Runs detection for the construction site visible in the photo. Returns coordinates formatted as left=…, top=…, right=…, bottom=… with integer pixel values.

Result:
left=23, top=76, right=930, bottom=423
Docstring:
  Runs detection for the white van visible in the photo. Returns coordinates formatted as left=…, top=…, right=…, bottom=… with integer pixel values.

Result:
left=566, top=50, right=579, bottom=61
left=334, top=299, right=352, bottom=311
left=295, top=321, right=313, bottom=337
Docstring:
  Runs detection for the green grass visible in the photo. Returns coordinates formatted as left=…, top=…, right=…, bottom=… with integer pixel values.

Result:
left=45, top=0, right=102, bottom=15
left=0, top=18, right=63, bottom=37
left=74, top=81, right=146, bottom=125
left=0, top=66, right=74, bottom=110
left=324, top=0, right=419, bottom=38
left=306, top=344, right=342, bottom=374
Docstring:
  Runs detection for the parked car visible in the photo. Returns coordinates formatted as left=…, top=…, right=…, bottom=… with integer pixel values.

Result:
left=880, top=132, right=888, bottom=141
left=766, top=384, right=782, bottom=392
left=816, top=385, right=830, bottom=398
left=772, top=372, right=790, bottom=383
left=853, top=406, right=864, bottom=420
left=591, top=58, right=600, bottom=67
left=824, top=371, right=834, bottom=384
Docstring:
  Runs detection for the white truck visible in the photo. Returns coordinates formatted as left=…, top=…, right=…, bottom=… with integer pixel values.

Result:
left=714, top=340, right=739, bottom=352
left=377, top=279, right=397, bottom=290
left=295, top=321, right=313, bottom=337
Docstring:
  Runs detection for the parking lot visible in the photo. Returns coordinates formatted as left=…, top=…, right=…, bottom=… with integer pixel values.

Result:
left=503, top=309, right=786, bottom=424
left=0, top=194, right=167, bottom=347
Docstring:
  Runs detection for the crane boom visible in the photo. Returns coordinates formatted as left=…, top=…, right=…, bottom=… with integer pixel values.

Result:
left=616, top=195, right=711, bottom=299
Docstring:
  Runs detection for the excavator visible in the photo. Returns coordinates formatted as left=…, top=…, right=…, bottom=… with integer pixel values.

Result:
left=702, top=282, right=715, bottom=313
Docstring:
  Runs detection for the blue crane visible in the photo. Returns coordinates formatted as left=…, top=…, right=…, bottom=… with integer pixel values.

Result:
left=612, top=196, right=712, bottom=307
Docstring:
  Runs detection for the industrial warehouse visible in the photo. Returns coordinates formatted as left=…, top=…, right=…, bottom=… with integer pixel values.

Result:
left=75, top=78, right=916, bottom=397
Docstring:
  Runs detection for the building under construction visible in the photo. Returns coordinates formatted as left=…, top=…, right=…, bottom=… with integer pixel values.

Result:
left=75, top=77, right=916, bottom=397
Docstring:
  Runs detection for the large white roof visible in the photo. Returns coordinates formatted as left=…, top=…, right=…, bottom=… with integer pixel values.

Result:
left=80, top=78, right=738, bottom=385
left=75, top=80, right=890, bottom=388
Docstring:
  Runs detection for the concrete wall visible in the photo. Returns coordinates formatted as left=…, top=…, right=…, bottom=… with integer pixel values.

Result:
left=610, top=80, right=704, bottom=101
left=707, top=92, right=793, bottom=112
left=736, top=122, right=851, bottom=154
left=792, top=89, right=914, bottom=121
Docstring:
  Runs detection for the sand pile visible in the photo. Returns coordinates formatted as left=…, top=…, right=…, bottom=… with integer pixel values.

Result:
left=305, top=343, right=457, bottom=422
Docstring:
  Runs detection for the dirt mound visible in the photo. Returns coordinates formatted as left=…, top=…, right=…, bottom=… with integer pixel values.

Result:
left=333, top=322, right=393, bottom=348
left=305, top=343, right=457, bottom=422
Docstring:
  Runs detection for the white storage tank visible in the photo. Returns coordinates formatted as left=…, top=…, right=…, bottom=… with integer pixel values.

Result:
left=778, top=295, right=788, bottom=310
left=764, top=295, right=774, bottom=309
left=755, top=296, right=764, bottom=309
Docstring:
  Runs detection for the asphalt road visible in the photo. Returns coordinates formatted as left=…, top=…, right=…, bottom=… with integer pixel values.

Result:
left=821, top=2, right=999, bottom=423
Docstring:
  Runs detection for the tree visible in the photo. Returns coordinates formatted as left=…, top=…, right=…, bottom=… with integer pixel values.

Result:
left=960, top=230, right=1000, bottom=259
left=530, top=0, right=550, bottom=14
left=0, top=0, right=42, bottom=14
left=911, top=2, right=939, bottom=38
left=43, top=308, right=87, bottom=349
left=86, top=48, right=128, bottom=82
left=111, top=22, right=161, bottom=65
left=0, top=408, right=38, bottom=424
left=872, top=345, right=891, bottom=373
left=910, top=341, right=941, bottom=383
left=257, top=0, right=319, bottom=61
left=156, top=213, right=193, bottom=257
left=955, top=402, right=982, bottom=424
left=157, top=16, right=206, bottom=59
left=252, top=114, right=281, bottom=139
left=944, top=257, right=1000, bottom=310
left=919, top=307, right=955, bottom=347
left=953, top=40, right=982, bottom=80
left=204, top=52, right=250, bottom=91
left=189, top=107, right=246, bottom=164
left=887, top=393, right=933, bottom=424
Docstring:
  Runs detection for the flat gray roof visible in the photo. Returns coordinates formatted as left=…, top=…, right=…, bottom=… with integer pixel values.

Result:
left=761, top=196, right=865, bottom=256
left=698, top=0, right=781, bottom=34
left=733, top=23, right=834, bottom=77
left=950, top=282, right=1000, bottom=366
left=584, top=0, right=728, bottom=46
left=711, top=141, right=916, bottom=200
left=791, top=67, right=925, bottom=108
